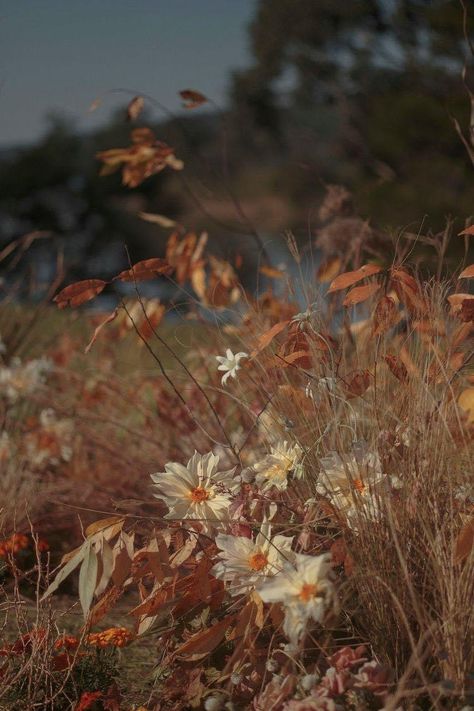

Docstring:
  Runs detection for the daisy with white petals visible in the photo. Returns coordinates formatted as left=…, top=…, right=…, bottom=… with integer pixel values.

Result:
left=258, top=553, right=336, bottom=646
left=216, top=349, right=248, bottom=385
left=254, top=441, right=304, bottom=492
left=211, top=520, right=294, bottom=596
left=151, top=451, right=237, bottom=533
left=317, top=447, right=385, bottom=527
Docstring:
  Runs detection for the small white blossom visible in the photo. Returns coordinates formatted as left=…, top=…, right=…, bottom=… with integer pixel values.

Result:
left=151, top=451, right=237, bottom=533
left=254, top=441, right=304, bottom=492
left=216, top=349, right=248, bottom=385
left=258, top=553, right=336, bottom=646
left=317, top=447, right=386, bottom=527
left=211, top=519, right=294, bottom=595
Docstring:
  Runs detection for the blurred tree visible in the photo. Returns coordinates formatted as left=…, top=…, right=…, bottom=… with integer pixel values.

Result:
left=229, top=0, right=473, bottom=230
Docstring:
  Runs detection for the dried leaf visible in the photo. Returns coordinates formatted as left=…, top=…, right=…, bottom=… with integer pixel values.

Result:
left=328, top=264, right=382, bottom=293
left=251, top=320, right=290, bottom=356
left=54, top=279, right=107, bottom=309
left=454, top=516, right=474, bottom=564
left=372, top=296, right=400, bottom=336
left=260, top=265, right=285, bottom=279
left=343, top=370, right=371, bottom=397
left=458, top=225, right=474, bottom=236
left=174, top=615, right=235, bottom=661
left=78, top=542, right=98, bottom=618
left=127, top=96, right=145, bottom=121
left=138, top=211, right=180, bottom=229
left=384, top=354, right=408, bottom=382
left=179, top=89, right=208, bottom=109
left=343, top=282, right=380, bottom=306
left=41, top=545, right=86, bottom=600
left=85, top=516, right=125, bottom=540
left=317, top=256, right=341, bottom=283
left=458, top=388, right=474, bottom=424
left=459, top=264, right=474, bottom=279
left=85, top=309, right=119, bottom=354
left=115, top=258, right=173, bottom=282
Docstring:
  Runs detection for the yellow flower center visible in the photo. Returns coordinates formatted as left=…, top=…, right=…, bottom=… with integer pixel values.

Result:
left=298, top=583, right=318, bottom=602
left=189, top=486, right=210, bottom=503
left=248, top=551, right=268, bottom=571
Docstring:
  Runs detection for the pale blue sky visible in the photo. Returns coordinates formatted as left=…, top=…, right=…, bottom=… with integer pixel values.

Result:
left=0, top=1, right=255, bottom=146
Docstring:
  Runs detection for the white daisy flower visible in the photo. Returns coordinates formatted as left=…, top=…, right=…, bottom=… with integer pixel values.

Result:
left=258, top=553, right=336, bottom=646
left=317, top=448, right=385, bottom=527
left=151, top=451, right=237, bottom=533
left=216, top=349, right=248, bottom=385
left=254, top=441, right=304, bottom=492
left=211, top=519, right=294, bottom=596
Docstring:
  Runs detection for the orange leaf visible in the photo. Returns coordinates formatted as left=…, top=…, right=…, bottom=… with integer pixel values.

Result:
left=126, top=96, right=145, bottom=121
left=53, top=279, right=107, bottom=309
left=343, top=282, right=380, bottom=306
left=317, top=256, right=342, bottom=283
left=179, top=89, right=208, bottom=109
left=115, top=258, right=173, bottom=282
left=372, top=296, right=400, bottom=336
left=260, top=265, right=285, bottom=279
left=458, top=225, right=474, bottom=236
left=174, top=615, right=235, bottom=661
left=459, top=264, right=474, bottom=279
left=251, top=320, right=290, bottom=356
left=328, top=264, right=382, bottom=293
left=454, top=517, right=474, bottom=564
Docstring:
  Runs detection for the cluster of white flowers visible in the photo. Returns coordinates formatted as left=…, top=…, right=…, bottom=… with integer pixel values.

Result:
left=0, top=356, right=53, bottom=403
left=151, top=448, right=337, bottom=648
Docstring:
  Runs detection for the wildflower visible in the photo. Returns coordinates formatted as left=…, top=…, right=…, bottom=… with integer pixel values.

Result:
left=54, top=634, right=79, bottom=651
left=151, top=451, right=237, bottom=532
left=258, top=553, right=336, bottom=646
left=254, top=441, right=304, bottom=492
left=216, top=348, right=248, bottom=385
left=86, top=626, right=132, bottom=648
left=317, top=446, right=385, bottom=526
left=211, top=520, right=294, bottom=595
left=0, top=357, right=53, bottom=403
left=75, top=690, right=104, bottom=711
left=0, top=533, right=29, bottom=557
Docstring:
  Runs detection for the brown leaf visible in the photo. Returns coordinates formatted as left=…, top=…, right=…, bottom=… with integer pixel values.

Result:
left=115, top=258, right=173, bottom=282
left=454, top=516, right=474, bottom=564
left=179, top=89, right=208, bottom=109
left=317, top=256, right=342, bottom=283
left=391, top=268, right=427, bottom=314
left=372, top=295, right=400, bottom=336
left=53, top=279, right=107, bottom=308
left=343, top=282, right=380, bottom=306
left=174, top=615, right=236, bottom=661
left=85, top=309, right=119, bottom=354
left=343, top=370, right=371, bottom=398
left=384, top=354, right=408, bottom=382
left=459, top=264, right=474, bottom=279
left=127, top=96, right=145, bottom=121
left=328, top=263, right=382, bottom=293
